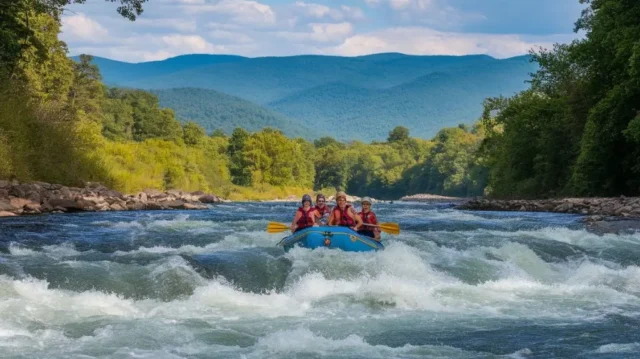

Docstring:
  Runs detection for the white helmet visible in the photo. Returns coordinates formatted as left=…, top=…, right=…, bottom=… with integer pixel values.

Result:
left=361, top=196, right=372, bottom=205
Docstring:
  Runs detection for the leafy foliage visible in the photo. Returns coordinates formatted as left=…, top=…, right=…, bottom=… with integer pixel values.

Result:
left=481, top=0, right=640, bottom=198
left=90, top=54, right=538, bottom=141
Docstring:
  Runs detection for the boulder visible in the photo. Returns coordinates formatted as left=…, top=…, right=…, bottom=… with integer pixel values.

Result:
left=199, top=195, right=218, bottom=203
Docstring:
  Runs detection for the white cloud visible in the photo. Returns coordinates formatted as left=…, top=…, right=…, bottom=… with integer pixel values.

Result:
left=209, top=30, right=254, bottom=44
left=364, top=0, right=381, bottom=6
left=161, top=34, right=220, bottom=53
left=389, top=0, right=412, bottom=10
left=277, top=22, right=354, bottom=43
left=340, top=5, right=365, bottom=20
left=320, top=27, right=563, bottom=58
left=294, top=1, right=333, bottom=19
left=61, top=13, right=109, bottom=42
left=184, top=0, right=276, bottom=26
left=136, top=18, right=198, bottom=32
left=292, top=2, right=365, bottom=21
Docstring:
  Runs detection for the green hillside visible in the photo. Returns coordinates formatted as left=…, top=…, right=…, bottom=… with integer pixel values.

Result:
left=151, top=88, right=322, bottom=139
left=77, top=54, right=246, bottom=86
left=87, top=53, right=538, bottom=140
left=268, top=56, right=537, bottom=140
left=113, top=54, right=504, bottom=104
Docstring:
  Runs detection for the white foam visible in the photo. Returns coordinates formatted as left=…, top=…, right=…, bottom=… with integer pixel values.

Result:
left=596, top=342, right=640, bottom=353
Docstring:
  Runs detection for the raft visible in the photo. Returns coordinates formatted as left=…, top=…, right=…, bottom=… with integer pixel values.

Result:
left=277, top=226, right=384, bottom=252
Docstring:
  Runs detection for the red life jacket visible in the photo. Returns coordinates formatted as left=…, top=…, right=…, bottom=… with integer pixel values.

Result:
left=296, top=207, right=315, bottom=229
left=315, top=205, right=330, bottom=217
left=358, top=210, right=377, bottom=225
left=333, top=205, right=355, bottom=227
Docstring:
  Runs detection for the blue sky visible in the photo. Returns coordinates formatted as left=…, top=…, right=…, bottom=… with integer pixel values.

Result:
left=61, top=0, right=586, bottom=62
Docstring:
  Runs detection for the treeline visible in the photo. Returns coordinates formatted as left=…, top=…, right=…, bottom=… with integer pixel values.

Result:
left=0, top=0, right=486, bottom=200
left=479, top=0, right=640, bottom=198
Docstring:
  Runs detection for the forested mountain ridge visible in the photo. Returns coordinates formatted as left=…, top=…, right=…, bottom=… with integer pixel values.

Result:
left=87, top=53, right=537, bottom=140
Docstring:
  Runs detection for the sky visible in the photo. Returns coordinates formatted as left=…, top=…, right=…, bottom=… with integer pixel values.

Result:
left=60, top=0, right=587, bottom=63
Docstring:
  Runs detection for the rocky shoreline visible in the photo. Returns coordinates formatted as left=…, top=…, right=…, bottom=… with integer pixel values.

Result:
left=0, top=180, right=224, bottom=217
left=456, top=196, right=640, bottom=218
left=400, top=193, right=468, bottom=202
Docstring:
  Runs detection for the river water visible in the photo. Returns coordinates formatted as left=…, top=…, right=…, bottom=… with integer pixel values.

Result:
left=1, top=201, right=640, bottom=358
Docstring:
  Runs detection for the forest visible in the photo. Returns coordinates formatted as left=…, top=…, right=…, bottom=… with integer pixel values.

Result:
left=1, top=0, right=638, bottom=200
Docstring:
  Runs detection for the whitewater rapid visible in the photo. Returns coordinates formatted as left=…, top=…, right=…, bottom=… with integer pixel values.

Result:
left=1, top=201, right=639, bottom=358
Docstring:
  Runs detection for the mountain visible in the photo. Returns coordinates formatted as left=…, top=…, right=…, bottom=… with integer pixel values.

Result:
left=87, top=53, right=538, bottom=141
left=75, top=54, right=246, bottom=86
left=267, top=56, right=536, bottom=140
left=109, top=53, right=504, bottom=104
left=151, top=88, right=322, bottom=138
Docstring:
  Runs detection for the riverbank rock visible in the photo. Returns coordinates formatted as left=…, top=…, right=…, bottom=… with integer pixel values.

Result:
left=0, top=180, right=224, bottom=216
left=400, top=194, right=468, bottom=202
left=456, top=196, right=640, bottom=218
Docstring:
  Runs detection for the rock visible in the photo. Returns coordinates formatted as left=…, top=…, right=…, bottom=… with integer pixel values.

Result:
left=48, top=198, right=81, bottom=211
left=0, top=211, right=17, bottom=217
left=145, top=202, right=163, bottom=210
left=199, top=195, right=218, bottom=203
left=0, top=180, right=11, bottom=189
left=10, top=197, right=34, bottom=209
left=0, top=189, right=8, bottom=199
left=0, top=199, right=16, bottom=212
left=162, top=200, right=186, bottom=209
left=109, top=202, right=127, bottom=211
left=136, top=192, right=148, bottom=203
left=23, top=203, right=41, bottom=214
left=126, top=201, right=146, bottom=211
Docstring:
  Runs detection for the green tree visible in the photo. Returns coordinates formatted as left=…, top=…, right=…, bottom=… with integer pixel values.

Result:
left=228, top=127, right=252, bottom=186
left=387, top=126, right=410, bottom=143
left=183, top=121, right=206, bottom=146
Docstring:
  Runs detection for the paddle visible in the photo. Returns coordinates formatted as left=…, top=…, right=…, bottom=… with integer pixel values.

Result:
left=267, top=221, right=400, bottom=235
left=267, top=221, right=290, bottom=233
left=361, top=222, right=400, bottom=235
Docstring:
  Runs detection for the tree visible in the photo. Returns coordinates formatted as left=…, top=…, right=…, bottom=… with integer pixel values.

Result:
left=228, top=127, right=252, bottom=186
left=183, top=121, right=206, bottom=146
left=387, top=126, right=410, bottom=143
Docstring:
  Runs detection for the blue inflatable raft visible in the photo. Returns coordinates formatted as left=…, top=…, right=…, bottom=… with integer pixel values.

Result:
left=277, top=226, right=384, bottom=252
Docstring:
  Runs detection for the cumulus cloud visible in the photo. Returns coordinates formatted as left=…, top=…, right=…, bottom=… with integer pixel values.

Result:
left=292, top=2, right=365, bottom=21
left=320, top=27, right=564, bottom=58
left=277, top=22, right=354, bottom=43
left=183, top=0, right=276, bottom=26
left=61, top=13, right=109, bottom=43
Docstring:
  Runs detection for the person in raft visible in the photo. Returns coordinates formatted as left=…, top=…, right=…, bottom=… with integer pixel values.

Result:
left=328, top=191, right=363, bottom=231
left=357, top=196, right=381, bottom=241
left=291, top=194, right=318, bottom=232
left=314, top=193, right=331, bottom=225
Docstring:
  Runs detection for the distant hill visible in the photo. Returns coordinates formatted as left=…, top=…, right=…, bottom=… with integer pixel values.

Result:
left=74, top=54, right=246, bottom=86
left=85, top=53, right=538, bottom=141
left=151, top=88, right=322, bottom=139
left=268, top=56, right=536, bottom=140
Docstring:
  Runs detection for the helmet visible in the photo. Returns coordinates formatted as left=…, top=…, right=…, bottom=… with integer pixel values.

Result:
left=335, top=191, right=347, bottom=200
left=302, top=194, right=312, bottom=204
left=316, top=193, right=325, bottom=201
left=361, top=196, right=372, bottom=205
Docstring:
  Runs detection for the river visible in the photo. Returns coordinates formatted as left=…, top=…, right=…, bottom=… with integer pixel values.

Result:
left=1, top=201, right=640, bottom=358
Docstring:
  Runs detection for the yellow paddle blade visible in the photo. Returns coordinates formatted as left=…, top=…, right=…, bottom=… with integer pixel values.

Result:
left=267, top=221, right=290, bottom=233
left=362, top=222, right=400, bottom=235
left=378, top=222, right=400, bottom=235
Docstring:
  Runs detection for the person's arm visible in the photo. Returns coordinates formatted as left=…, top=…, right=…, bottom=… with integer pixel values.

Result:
left=328, top=209, right=335, bottom=225
left=371, top=212, right=381, bottom=239
left=291, top=211, right=301, bottom=232
left=350, top=208, right=363, bottom=230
